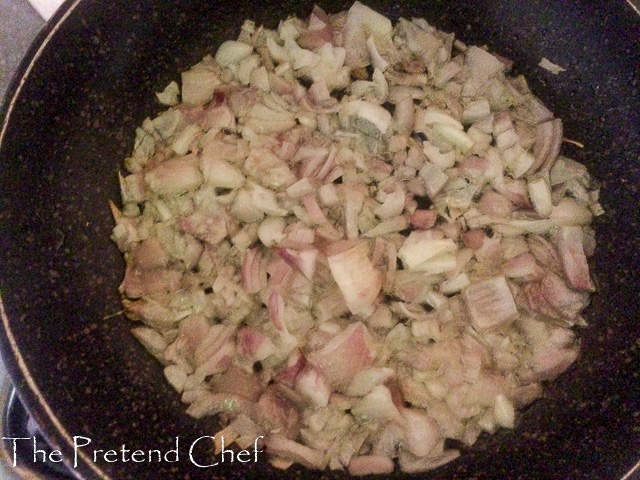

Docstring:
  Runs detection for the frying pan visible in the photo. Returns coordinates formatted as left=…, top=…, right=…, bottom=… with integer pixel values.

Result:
left=0, top=0, right=638, bottom=478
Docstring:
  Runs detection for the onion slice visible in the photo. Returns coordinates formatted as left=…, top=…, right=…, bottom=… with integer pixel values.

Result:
left=327, top=242, right=382, bottom=314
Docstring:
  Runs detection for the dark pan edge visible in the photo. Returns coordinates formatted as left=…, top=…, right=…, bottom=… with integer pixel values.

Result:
left=0, top=2, right=114, bottom=477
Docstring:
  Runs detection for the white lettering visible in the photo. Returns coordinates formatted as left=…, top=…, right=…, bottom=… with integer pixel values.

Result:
left=164, top=437, right=179, bottom=462
left=236, top=450, right=250, bottom=462
left=131, top=450, right=145, bottom=462
left=2, top=437, right=30, bottom=467
left=92, top=449, right=103, bottom=463
left=49, top=450, right=63, bottom=463
left=219, top=435, right=234, bottom=463
left=32, top=436, right=47, bottom=463
left=73, top=436, right=91, bottom=468
left=103, top=450, right=118, bottom=463
left=254, top=436, right=264, bottom=462
left=120, top=444, right=131, bottom=462
left=148, top=449, right=161, bottom=462
left=189, top=436, right=218, bottom=468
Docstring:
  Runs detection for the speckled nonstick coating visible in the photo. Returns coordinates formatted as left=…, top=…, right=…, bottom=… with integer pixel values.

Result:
left=0, top=0, right=638, bottom=478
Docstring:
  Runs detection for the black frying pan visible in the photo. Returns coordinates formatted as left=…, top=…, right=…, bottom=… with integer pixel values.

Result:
left=1, top=0, right=639, bottom=479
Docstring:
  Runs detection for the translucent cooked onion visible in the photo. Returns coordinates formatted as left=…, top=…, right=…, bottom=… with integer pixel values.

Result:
left=112, top=1, right=602, bottom=474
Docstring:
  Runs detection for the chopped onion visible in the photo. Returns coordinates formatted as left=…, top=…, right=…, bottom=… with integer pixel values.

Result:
left=348, top=455, right=394, bottom=476
left=398, top=235, right=457, bottom=272
left=340, top=99, right=392, bottom=134
left=308, top=321, right=376, bottom=389
left=552, top=226, right=595, bottom=292
left=463, top=276, right=518, bottom=332
left=327, top=242, right=382, bottom=314
left=215, top=40, right=254, bottom=67
left=145, top=155, right=203, bottom=196
left=416, top=106, right=464, bottom=131
left=527, top=175, right=553, bottom=217
left=114, top=4, right=601, bottom=475
left=351, top=385, right=403, bottom=423
left=539, top=57, right=566, bottom=75
left=156, top=81, right=180, bottom=106
left=493, top=394, right=515, bottom=428
left=181, top=68, right=220, bottom=107
left=550, top=197, right=593, bottom=225
left=432, top=122, right=475, bottom=152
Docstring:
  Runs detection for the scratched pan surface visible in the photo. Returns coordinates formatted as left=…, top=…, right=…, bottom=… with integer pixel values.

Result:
left=0, top=0, right=638, bottom=478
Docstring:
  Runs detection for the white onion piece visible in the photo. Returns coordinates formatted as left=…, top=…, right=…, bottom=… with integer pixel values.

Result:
left=366, top=36, right=389, bottom=72
left=422, top=141, right=456, bottom=169
left=200, top=157, right=245, bottom=189
left=348, top=455, right=394, bottom=476
left=181, top=69, right=219, bottom=106
left=416, top=106, right=464, bottom=131
left=440, top=273, right=471, bottom=295
left=400, top=409, right=441, bottom=458
left=398, top=236, right=457, bottom=272
left=215, top=40, right=254, bottom=67
left=155, top=81, right=180, bottom=106
left=145, top=155, right=203, bottom=196
left=493, top=394, right=515, bottom=429
left=286, top=178, right=315, bottom=198
left=258, top=217, right=287, bottom=247
left=246, top=181, right=288, bottom=217
left=374, top=189, right=406, bottom=219
left=463, top=277, right=518, bottom=332
left=171, top=124, right=200, bottom=155
left=275, top=247, right=318, bottom=280
left=462, top=99, right=491, bottom=125
left=351, top=385, right=403, bottom=423
left=343, top=1, right=393, bottom=68
left=308, top=321, right=377, bottom=389
left=340, top=99, right=392, bottom=134
left=327, top=242, right=382, bottom=314
left=236, top=54, right=261, bottom=86
left=552, top=226, right=595, bottom=292
left=465, top=46, right=505, bottom=79
left=246, top=103, right=297, bottom=135
left=392, top=95, right=415, bottom=134
left=295, top=367, right=331, bottom=408
left=346, top=367, right=395, bottom=397
left=432, top=122, right=475, bottom=152
left=550, top=197, right=593, bottom=225
left=131, top=327, right=167, bottom=363
left=363, top=215, right=408, bottom=238
left=527, top=175, right=553, bottom=217
left=419, top=162, right=449, bottom=198
left=398, top=449, right=461, bottom=474
left=231, top=188, right=264, bottom=222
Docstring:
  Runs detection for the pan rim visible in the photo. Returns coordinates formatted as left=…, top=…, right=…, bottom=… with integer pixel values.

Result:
left=0, top=1, right=115, bottom=477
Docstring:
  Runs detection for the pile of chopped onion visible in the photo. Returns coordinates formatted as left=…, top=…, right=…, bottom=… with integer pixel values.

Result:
left=111, top=2, right=602, bottom=474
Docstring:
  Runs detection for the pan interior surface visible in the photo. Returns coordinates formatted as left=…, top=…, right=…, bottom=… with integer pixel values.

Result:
left=0, top=1, right=638, bottom=479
